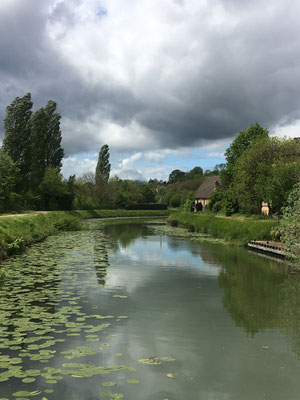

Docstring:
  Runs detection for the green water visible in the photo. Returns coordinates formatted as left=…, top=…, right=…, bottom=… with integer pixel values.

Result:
left=0, top=220, right=300, bottom=400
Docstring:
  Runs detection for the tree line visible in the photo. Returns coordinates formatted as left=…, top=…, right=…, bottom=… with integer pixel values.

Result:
left=0, top=94, right=299, bottom=215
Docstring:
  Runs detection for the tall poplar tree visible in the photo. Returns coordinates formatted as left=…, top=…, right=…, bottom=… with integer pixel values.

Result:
left=3, top=93, right=33, bottom=190
left=95, top=144, right=110, bottom=185
left=30, top=100, right=64, bottom=190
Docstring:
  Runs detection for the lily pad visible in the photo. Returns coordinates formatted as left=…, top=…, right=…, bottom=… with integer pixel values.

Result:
left=126, top=379, right=139, bottom=384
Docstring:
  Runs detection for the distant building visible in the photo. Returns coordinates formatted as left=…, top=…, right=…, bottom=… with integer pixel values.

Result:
left=194, top=175, right=221, bottom=211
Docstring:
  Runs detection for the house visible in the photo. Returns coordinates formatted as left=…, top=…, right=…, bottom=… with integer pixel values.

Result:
left=194, top=175, right=221, bottom=211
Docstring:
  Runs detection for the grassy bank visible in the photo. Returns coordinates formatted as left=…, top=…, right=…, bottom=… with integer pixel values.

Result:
left=0, top=212, right=83, bottom=262
left=0, top=209, right=169, bottom=277
left=168, top=211, right=278, bottom=245
left=62, top=209, right=170, bottom=219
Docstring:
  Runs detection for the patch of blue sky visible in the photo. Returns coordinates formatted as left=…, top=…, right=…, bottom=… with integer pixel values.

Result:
left=134, top=149, right=226, bottom=172
left=96, top=6, right=108, bottom=17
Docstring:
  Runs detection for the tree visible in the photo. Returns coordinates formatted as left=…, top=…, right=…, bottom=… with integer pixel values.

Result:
left=95, top=144, right=110, bottom=185
left=3, top=93, right=33, bottom=190
left=186, top=166, right=203, bottom=179
left=232, top=137, right=300, bottom=214
left=279, top=182, right=300, bottom=268
left=168, top=169, right=186, bottom=184
left=39, top=167, right=68, bottom=210
left=30, top=101, right=64, bottom=190
left=0, top=149, right=20, bottom=211
left=142, top=184, right=155, bottom=203
left=221, top=123, right=269, bottom=186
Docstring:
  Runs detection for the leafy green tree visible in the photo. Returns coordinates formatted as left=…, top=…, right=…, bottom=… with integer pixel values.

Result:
left=95, top=144, right=110, bottom=185
left=0, top=149, right=20, bottom=211
left=168, top=169, right=186, bottom=184
left=186, top=166, right=203, bottom=179
left=30, top=101, right=64, bottom=189
left=279, top=182, right=300, bottom=268
left=142, top=184, right=156, bottom=203
left=39, top=167, right=68, bottom=210
left=169, top=193, right=183, bottom=208
left=221, top=123, right=269, bottom=185
left=3, top=93, right=33, bottom=190
left=232, top=137, right=300, bottom=214
left=208, top=189, right=225, bottom=213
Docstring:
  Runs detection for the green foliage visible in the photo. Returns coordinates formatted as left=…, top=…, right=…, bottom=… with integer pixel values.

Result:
left=232, top=137, right=300, bottom=214
left=279, top=182, right=300, bottom=268
left=0, top=149, right=19, bottom=212
left=7, top=237, right=25, bottom=255
left=182, top=192, right=196, bottom=211
left=168, top=211, right=276, bottom=245
left=169, top=194, right=182, bottom=208
left=142, top=184, right=155, bottom=203
left=3, top=93, right=33, bottom=191
left=96, top=144, right=111, bottom=184
left=2, top=94, right=64, bottom=203
left=208, top=189, right=225, bottom=212
left=185, top=166, right=203, bottom=179
left=168, top=169, right=186, bottom=184
left=223, top=189, right=239, bottom=216
left=221, top=122, right=269, bottom=186
left=67, top=209, right=169, bottom=218
left=39, top=167, right=69, bottom=210
left=30, top=101, right=64, bottom=189
left=0, top=212, right=84, bottom=263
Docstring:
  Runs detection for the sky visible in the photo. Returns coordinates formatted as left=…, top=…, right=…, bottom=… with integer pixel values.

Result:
left=0, top=0, right=300, bottom=181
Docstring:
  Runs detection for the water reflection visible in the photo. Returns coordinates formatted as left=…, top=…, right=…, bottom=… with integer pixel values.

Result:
left=279, top=275, right=300, bottom=359
left=197, top=241, right=300, bottom=359
left=205, top=244, right=285, bottom=336
left=101, top=222, right=150, bottom=249
left=93, top=234, right=108, bottom=286
left=1, top=221, right=300, bottom=400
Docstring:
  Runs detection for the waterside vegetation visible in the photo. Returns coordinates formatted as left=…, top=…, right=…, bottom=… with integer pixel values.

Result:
left=168, top=211, right=277, bottom=246
left=0, top=209, right=170, bottom=274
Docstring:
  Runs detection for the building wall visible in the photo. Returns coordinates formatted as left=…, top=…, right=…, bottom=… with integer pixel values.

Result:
left=195, top=198, right=209, bottom=211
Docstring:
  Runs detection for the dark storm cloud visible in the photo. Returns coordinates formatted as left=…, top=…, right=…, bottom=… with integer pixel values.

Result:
left=1, top=0, right=300, bottom=155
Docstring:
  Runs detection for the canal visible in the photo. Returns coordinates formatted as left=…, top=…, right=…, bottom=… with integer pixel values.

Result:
left=0, top=219, right=300, bottom=400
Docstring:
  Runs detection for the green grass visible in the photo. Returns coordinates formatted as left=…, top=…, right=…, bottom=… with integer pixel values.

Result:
left=168, top=211, right=278, bottom=245
left=62, top=209, right=170, bottom=219
left=0, top=212, right=83, bottom=261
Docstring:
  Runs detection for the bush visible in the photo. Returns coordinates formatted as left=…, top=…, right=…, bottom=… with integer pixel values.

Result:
left=125, top=203, right=168, bottom=210
left=7, top=237, right=25, bottom=255
left=279, top=182, right=300, bottom=268
left=169, top=194, right=182, bottom=208
left=168, top=211, right=276, bottom=245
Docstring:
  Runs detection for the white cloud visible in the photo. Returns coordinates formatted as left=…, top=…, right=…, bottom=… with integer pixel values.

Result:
left=272, top=120, right=300, bottom=139
left=1, top=0, right=300, bottom=160
left=144, top=148, right=191, bottom=163
left=61, top=155, right=97, bottom=178
left=110, top=152, right=144, bottom=180
left=110, top=151, right=185, bottom=181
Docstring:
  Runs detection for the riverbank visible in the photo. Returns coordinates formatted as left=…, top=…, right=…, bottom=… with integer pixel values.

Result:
left=0, top=209, right=170, bottom=278
left=168, top=211, right=278, bottom=246
left=0, top=212, right=83, bottom=262
left=62, top=209, right=169, bottom=219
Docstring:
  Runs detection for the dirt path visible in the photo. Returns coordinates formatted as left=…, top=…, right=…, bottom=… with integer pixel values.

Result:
left=0, top=211, right=49, bottom=219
